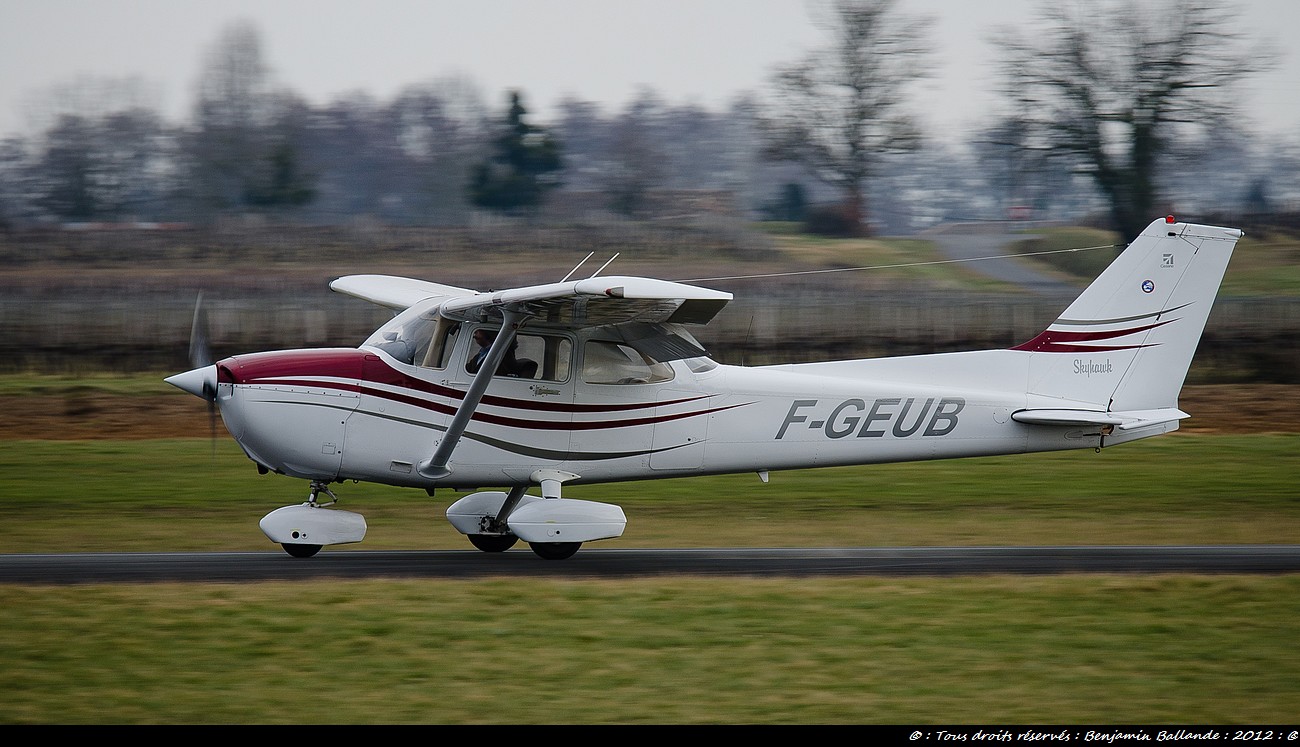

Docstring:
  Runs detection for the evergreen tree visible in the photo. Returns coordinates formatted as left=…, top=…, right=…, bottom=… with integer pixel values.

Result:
left=469, top=91, right=562, bottom=214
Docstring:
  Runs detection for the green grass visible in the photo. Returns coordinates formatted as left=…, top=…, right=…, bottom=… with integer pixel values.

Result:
left=765, top=233, right=1006, bottom=289
left=0, top=371, right=178, bottom=397
left=3, top=434, right=1299, bottom=551
left=0, top=576, right=1295, bottom=724
left=1217, top=230, right=1300, bottom=296
left=1010, top=226, right=1124, bottom=280
left=3, top=434, right=1299, bottom=723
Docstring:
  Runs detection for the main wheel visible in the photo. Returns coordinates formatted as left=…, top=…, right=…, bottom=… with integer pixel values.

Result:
left=468, top=534, right=518, bottom=553
left=529, top=541, right=582, bottom=560
left=282, top=543, right=322, bottom=558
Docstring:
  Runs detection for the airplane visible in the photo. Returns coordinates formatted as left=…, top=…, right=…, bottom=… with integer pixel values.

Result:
left=166, top=215, right=1241, bottom=559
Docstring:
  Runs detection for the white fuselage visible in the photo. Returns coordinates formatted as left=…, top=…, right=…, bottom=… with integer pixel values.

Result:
left=215, top=340, right=1111, bottom=491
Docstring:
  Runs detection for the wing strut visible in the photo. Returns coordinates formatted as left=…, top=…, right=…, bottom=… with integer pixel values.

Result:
left=418, top=307, right=528, bottom=479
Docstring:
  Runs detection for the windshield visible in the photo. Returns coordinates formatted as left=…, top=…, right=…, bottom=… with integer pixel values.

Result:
left=362, top=300, right=442, bottom=365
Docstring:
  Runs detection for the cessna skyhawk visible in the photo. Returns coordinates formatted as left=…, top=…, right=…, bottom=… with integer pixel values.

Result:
left=166, top=216, right=1241, bottom=559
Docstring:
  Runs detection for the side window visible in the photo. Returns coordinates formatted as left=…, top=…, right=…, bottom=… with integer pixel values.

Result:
left=465, top=328, right=572, bottom=382
left=534, top=335, right=572, bottom=382
left=582, top=341, right=674, bottom=385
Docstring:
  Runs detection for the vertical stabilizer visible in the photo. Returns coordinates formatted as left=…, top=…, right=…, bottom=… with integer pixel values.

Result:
left=1011, top=217, right=1240, bottom=411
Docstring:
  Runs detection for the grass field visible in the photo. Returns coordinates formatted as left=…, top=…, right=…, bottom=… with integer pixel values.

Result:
left=3, top=435, right=1300, bottom=551
left=2, top=434, right=1299, bottom=723
left=3, top=576, right=1297, bottom=724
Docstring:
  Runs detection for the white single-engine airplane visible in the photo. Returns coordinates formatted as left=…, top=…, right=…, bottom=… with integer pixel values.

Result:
left=167, top=216, right=1241, bottom=559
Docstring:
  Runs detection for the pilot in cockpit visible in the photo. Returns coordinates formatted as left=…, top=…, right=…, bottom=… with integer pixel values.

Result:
left=468, top=329, right=519, bottom=376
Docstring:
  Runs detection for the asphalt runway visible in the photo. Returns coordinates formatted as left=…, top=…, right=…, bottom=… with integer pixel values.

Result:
left=3, top=546, right=1300, bottom=584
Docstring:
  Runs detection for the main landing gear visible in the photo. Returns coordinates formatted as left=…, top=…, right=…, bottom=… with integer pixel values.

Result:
left=467, top=533, right=519, bottom=553
left=460, top=485, right=570, bottom=558
left=467, top=533, right=580, bottom=560
left=529, top=542, right=582, bottom=560
left=445, top=472, right=627, bottom=560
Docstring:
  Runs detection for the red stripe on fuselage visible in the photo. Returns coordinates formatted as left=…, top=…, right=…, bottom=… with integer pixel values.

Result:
left=221, top=348, right=366, bottom=382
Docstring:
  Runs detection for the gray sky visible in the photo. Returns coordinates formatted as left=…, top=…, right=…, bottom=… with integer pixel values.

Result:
left=1, top=0, right=1296, bottom=141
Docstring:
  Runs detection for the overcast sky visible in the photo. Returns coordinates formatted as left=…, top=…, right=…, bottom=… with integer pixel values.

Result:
left=1, top=0, right=1296, bottom=142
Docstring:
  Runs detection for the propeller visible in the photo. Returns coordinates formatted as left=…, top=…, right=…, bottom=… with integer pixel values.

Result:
left=165, top=293, right=219, bottom=447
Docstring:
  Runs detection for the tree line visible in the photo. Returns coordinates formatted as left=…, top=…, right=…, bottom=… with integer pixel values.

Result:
left=0, top=1, right=1294, bottom=239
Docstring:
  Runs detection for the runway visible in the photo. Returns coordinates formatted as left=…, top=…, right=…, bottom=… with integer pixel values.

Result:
left=3, top=545, right=1300, bottom=584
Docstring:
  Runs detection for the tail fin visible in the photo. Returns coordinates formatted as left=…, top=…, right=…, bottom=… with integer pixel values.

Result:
left=1011, top=216, right=1240, bottom=412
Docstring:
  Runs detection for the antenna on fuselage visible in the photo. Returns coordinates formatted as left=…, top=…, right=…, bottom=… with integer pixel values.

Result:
left=560, top=252, right=595, bottom=282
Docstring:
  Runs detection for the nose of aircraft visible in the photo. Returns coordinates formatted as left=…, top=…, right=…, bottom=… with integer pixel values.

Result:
left=165, top=364, right=218, bottom=401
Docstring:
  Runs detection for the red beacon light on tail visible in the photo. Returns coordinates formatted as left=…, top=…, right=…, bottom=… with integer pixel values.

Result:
left=1166, top=215, right=1177, bottom=224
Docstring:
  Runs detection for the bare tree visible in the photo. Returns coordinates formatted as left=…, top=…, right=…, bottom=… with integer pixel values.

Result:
left=188, top=20, right=271, bottom=212
left=187, top=20, right=314, bottom=217
left=602, top=89, right=668, bottom=218
left=21, top=74, right=162, bottom=138
left=994, top=0, right=1272, bottom=241
left=762, top=0, right=933, bottom=235
left=389, top=76, right=488, bottom=224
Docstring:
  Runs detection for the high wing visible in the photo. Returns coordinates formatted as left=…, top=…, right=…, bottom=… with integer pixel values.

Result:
left=332, top=273, right=732, bottom=327
left=440, top=275, right=732, bottom=327
left=329, top=274, right=478, bottom=311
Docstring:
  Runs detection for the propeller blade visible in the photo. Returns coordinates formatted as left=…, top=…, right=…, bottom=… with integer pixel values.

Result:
left=166, top=292, right=222, bottom=457
left=189, top=292, right=212, bottom=370
left=189, top=293, right=218, bottom=450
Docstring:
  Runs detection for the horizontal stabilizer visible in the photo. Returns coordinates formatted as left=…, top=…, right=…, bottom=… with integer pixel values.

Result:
left=1012, top=407, right=1189, bottom=430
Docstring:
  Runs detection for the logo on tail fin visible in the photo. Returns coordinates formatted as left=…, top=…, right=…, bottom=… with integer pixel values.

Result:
left=1011, top=303, right=1193, bottom=354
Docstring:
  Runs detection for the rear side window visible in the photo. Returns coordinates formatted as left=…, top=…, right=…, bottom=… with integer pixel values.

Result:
left=582, top=341, right=674, bottom=385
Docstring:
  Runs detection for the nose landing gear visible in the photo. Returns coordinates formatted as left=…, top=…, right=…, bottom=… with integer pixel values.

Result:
left=259, top=481, right=368, bottom=558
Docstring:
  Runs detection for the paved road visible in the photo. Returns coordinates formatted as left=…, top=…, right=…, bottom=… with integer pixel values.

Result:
left=922, top=222, right=1082, bottom=297
left=3, top=546, right=1299, bottom=583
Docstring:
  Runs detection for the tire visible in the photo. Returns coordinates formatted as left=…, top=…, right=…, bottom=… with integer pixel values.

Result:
left=529, top=541, right=581, bottom=560
left=282, top=543, right=322, bottom=558
left=468, top=534, right=518, bottom=553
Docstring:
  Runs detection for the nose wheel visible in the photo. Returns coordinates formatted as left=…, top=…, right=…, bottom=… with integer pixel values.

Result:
left=279, top=482, right=331, bottom=558
left=283, top=542, right=322, bottom=558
